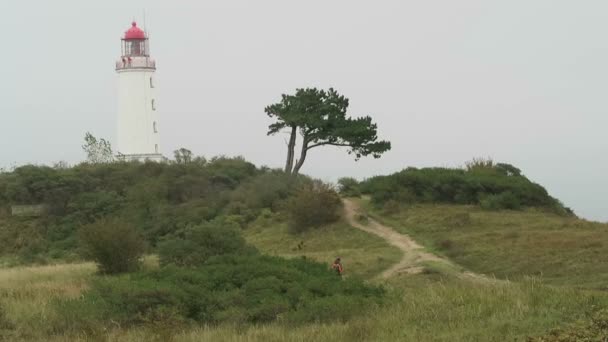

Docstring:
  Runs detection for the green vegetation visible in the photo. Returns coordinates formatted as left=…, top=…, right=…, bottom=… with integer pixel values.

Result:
left=1, top=157, right=607, bottom=341
left=81, top=132, right=114, bottom=164
left=0, top=156, right=393, bottom=340
left=285, top=181, right=343, bottom=233
left=244, top=218, right=401, bottom=279
left=79, top=218, right=146, bottom=274
left=54, top=255, right=383, bottom=332
left=360, top=159, right=571, bottom=214
left=157, top=219, right=255, bottom=267
left=0, top=157, right=298, bottom=263
left=365, top=201, right=608, bottom=289
left=265, top=88, right=391, bottom=174
left=337, top=177, right=361, bottom=197
left=1, top=262, right=607, bottom=341
left=529, top=309, right=608, bottom=341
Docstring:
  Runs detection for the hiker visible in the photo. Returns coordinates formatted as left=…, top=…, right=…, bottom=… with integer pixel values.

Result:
left=331, top=257, right=344, bottom=276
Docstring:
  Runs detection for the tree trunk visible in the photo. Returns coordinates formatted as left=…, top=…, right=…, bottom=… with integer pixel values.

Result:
left=284, top=126, right=297, bottom=173
left=292, top=137, right=309, bottom=174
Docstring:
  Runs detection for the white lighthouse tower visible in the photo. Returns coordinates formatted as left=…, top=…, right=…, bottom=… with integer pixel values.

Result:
left=115, top=21, right=163, bottom=162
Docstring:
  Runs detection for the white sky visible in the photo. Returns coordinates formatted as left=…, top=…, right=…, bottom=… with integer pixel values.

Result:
left=0, top=1, right=606, bottom=222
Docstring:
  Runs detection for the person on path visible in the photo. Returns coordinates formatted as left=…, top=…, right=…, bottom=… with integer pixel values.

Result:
left=331, top=257, right=344, bottom=277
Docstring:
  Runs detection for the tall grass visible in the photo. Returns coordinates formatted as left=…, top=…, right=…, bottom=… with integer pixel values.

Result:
left=2, top=210, right=607, bottom=340
left=1, top=263, right=606, bottom=341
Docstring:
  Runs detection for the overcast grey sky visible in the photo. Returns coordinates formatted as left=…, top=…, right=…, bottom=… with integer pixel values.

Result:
left=1, top=1, right=606, bottom=222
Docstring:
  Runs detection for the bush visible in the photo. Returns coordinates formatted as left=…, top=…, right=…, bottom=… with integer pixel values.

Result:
left=286, top=182, right=343, bottom=233
left=337, top=177, right=361, bottom=197
left=157, top=220, right=253, bottom=267
left=360, top=161, right=568, bottom=213
left=53, top=255, right=384, bottom=328
left=480, top=192, right=521, bottom=210
left=79, top=218, right=146, bottom=274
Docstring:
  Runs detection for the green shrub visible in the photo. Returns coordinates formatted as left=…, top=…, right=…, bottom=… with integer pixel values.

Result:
left=0, top=157, right=266, bottom=262
left=480, top=192, right=521, bottom=210
left=54, top=255, right=384, bottom=329
left=228, top=171, right=309, bottom=213
left=286, top=182, right=343, bottom=233
left=157, top=220, right=253, bottom=267
left=79, top=218, right=146, bottom=274
left=360, top=161, right=567, bottom=213
left=337, top=177, right=361, bottom=197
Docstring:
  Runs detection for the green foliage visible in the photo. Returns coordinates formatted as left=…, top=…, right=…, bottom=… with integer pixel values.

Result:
left=227, top=171, right=310, bottom=215
left=82, top=132, right=113, bottom=164
left=464, top=156, right=494, bottom=172
left=173, top=148, right=194, bottom=164
left=79, top=218, right=146, bottom=274
left=0, top=157, right=266, bottom=262
left=286, top=182, right=343, bottom=233
left=157, top=220, right=253, bottom=267
left=265, top=88, right=391, bottom=174
left=337, top=177, right=361, bottom=197
left=54, top=255, right=384, bottom=328
left=361, top=162, right=570, bottom=213
left=480, top=191, right=521, bottom=210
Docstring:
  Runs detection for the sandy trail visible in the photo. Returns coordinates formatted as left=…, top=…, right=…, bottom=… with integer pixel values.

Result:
left=343, top=199, right=494, bottom=282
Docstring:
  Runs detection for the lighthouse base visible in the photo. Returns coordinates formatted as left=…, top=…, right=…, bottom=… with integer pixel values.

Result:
left=116, top=153, right=165, bottom=163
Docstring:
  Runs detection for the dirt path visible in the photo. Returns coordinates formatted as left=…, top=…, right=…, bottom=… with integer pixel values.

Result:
left=343, top=199, right=494, bottom=282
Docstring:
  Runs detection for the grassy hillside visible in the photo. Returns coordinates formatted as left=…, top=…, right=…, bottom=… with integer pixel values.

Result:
left=365, top=201, right=608, bottom=288
left=244, top=216, right=401, bottom=279
left=1, top=256, right=607, bottom=341
left=1, top=159, right=607, bottom=340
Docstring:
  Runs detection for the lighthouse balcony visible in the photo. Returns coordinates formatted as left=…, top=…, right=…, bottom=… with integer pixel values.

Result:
left=116, top=58, right=156, bottom=71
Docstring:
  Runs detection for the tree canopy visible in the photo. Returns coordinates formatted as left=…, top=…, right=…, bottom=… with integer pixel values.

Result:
left=265, top=88, right=391, bottom=174
left=82, top=132, right=113, bottom=164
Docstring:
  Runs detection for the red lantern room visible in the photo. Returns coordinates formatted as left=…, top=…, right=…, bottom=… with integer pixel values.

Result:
left=121, top=22, right=149, bottom=57
left=117, top=21, right=155, bottom=70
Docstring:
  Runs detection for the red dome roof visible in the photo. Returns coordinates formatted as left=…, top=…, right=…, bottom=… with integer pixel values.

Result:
left=124, top=22, right=145, bottom=39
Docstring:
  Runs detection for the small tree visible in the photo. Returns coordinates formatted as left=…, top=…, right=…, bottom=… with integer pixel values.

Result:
left=79, top=218, right=146, bottom=274
left=82, top=132, right=114, bottom=164
left=265, top=88, right=391, bottom=174
left=173, top=148, right=193, bottom=164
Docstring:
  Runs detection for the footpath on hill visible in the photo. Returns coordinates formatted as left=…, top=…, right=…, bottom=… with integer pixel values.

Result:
left=343, top=198, right=496, bottom=282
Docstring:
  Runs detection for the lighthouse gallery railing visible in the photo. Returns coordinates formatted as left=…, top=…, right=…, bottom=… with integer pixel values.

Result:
left=116, top=59, right=156, bottom=70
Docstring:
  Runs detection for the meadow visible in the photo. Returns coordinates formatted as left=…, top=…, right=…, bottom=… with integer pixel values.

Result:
left=1, top=161, right=607, bottom=341
left=365, top=201, right=608, bottom=288
left=1, top=254, right=606, bottom=341
left=2, top=208, right=608, bottom=341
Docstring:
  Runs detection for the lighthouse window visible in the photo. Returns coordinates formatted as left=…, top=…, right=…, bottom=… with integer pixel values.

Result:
left=153, top=121, right=158, bottom=133
left=151, top=99, right=156, bottom=110
left=150, top=77, right=154, bottom=88
left=155, top=144, right=159, bottom=153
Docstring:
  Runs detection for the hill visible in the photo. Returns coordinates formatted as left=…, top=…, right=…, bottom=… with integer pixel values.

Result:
left=0, top=159, right=607, bottom=341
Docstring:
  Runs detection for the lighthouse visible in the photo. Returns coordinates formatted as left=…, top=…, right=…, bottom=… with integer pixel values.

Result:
left=115, top=22, right=163, bottom=162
